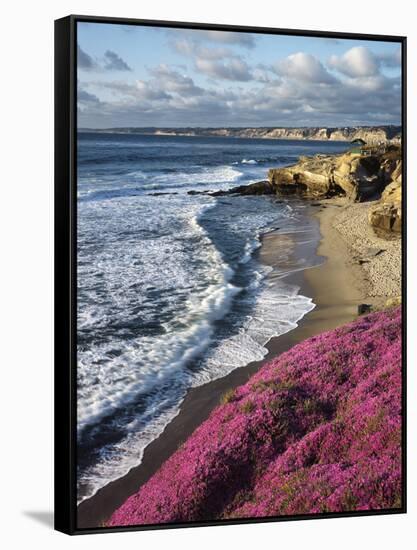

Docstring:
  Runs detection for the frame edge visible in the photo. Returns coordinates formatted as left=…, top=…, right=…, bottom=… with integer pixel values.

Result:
left=56, top=14, right=407, bottom=535
left=54, top=14, right=76, bottom=535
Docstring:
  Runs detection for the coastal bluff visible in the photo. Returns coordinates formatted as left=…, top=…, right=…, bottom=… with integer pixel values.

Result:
left=216, top=146, right=402, bottom=236
left=81, top=125, right=401, bottom=145
left=268, top=147, right=402, bottom=203
left=154, top=126, right=401, bottom=144
left=368, top=162, right=402, bottom=233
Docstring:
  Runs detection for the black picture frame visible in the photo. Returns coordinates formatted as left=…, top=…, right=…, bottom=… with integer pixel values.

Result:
left=55, top=14, right=407, bottom=535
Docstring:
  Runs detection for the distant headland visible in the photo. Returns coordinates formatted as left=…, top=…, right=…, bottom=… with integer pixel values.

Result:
left=78, top=125, right=401, bottom=144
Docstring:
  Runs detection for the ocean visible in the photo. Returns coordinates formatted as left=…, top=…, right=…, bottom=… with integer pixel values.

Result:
left=76, top=133, right=350, bottom=503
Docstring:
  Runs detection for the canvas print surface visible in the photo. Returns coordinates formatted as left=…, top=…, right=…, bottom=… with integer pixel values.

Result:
left=75, top=21, right=403, bottom=529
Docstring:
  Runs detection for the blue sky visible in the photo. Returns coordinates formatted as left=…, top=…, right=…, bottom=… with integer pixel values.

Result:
left=77, top=22, right=402, bottom=128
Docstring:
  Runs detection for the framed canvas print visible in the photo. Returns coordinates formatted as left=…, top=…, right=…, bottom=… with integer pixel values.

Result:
left=54, top=14, right=406, bottom=535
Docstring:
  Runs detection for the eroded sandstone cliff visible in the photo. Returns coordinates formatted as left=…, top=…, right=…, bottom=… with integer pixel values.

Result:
left=83, top=125, right=401, bottom=144
left=214, top=145, right=402, bottom=237
left=368, top=160, right=402, bottom=234
left=268, top=147, right=402, bottom=203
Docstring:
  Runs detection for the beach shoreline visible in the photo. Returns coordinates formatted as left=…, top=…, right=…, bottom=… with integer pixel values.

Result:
left=77, top=197, right=399, bottom=529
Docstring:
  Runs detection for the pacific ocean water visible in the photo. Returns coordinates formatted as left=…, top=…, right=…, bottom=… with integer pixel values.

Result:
left=76, top=133, right=350, bottom=503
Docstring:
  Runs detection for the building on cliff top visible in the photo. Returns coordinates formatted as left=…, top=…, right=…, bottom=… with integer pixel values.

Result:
left=350, top=138, right=369, bottom=155
left=351, top=138, right=367, bottom=146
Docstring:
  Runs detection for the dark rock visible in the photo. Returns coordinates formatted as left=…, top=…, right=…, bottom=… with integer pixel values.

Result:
left=210, top=180, right=273, bottom=197
left=368, top=204, right=401, bottom=233
left=368, top=169, right=402, bottom=236
left=149, top=191, right=178, bottom=196
left=187, top=190, right=210, bottom=195
left=358, top=304, right=372, bottom=315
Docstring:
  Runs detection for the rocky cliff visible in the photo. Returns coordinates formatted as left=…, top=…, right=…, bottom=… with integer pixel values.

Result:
left=81, top=125, right=401, bottom=144
left=213, top=145, right=402, bottom=237
left=267, top=146, right=402, bottom=202
left=368, top=160, right=402, bottom=233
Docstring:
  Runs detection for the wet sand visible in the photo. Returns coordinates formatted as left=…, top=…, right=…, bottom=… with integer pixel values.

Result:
left=77, top=201, right=367, bottom=529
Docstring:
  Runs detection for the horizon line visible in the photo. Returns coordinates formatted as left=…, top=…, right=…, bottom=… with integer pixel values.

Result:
left=78, top=124, right=402, bottom=130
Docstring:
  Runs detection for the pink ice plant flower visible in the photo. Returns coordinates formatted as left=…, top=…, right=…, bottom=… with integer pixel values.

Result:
left=108, top=306, right=402, bottom=526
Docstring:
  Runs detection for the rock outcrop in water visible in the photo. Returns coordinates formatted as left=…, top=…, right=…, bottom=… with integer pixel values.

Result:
left=210, top=180, right=274, bottom=196
left=213, top=146, right=402, bottom=204
left=268, top=147, right=402, bottom=202
left=108, top=307, right=402, bottom=526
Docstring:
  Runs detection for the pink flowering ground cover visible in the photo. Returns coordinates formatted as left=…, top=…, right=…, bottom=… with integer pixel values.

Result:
left=108, top=306, right=402, bottom=526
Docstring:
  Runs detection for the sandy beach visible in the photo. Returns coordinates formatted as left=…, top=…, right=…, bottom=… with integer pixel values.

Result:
left=332, top=200, right=402, bottom=307
left=77, top=198, right=401, bottom=529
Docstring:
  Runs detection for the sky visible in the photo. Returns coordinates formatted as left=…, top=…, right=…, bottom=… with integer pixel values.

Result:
left=77, top=22, right=402, bottom=128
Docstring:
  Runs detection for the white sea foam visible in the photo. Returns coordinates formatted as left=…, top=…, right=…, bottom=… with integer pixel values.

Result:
left=78, top=165, right=244, bottom=203
left=240, top=236, right=262, bottom=264
left=148, top=165, right=243, bottom=189
left=77, top=271, right=315, bottom=504
left=77, top=199, right=241, bottom=434
left=233, top=158, right=258, bottom=165
left=77, top=195, right=318, bottom=504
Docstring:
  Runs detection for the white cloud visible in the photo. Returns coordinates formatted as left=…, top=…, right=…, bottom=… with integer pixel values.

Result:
left=195, top=57, right=253, bottom=81
left=173, top=39, right=235, bottom=61
left=148, top=64, right=205, bottom=95
left=78, top=45, right=132, bottom=72
left=78, top=44, right=401, bottom=128
left=201, top=30, right=255, bottom=48
left=344, top=74, right=387, bottom=92
left=135, top=81, right=172, bottom=100
left=171, top=37, right=254, bottom=82
left=103, top=50, right=132, bottom=72
left=328, top=46, right=379, bottom=77
left=274, top=52, right=335, bottom=83
left=252, top=66, right=273, bottom=83
left=170, top=29, right=256, bottom=49
left=78, top=46, right=97, bottom=70
left=78, top=88, right=100, bottom=104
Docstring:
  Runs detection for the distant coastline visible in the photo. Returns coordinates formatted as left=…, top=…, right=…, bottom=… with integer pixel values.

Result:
left=78, top=125, right=401, bottom=144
